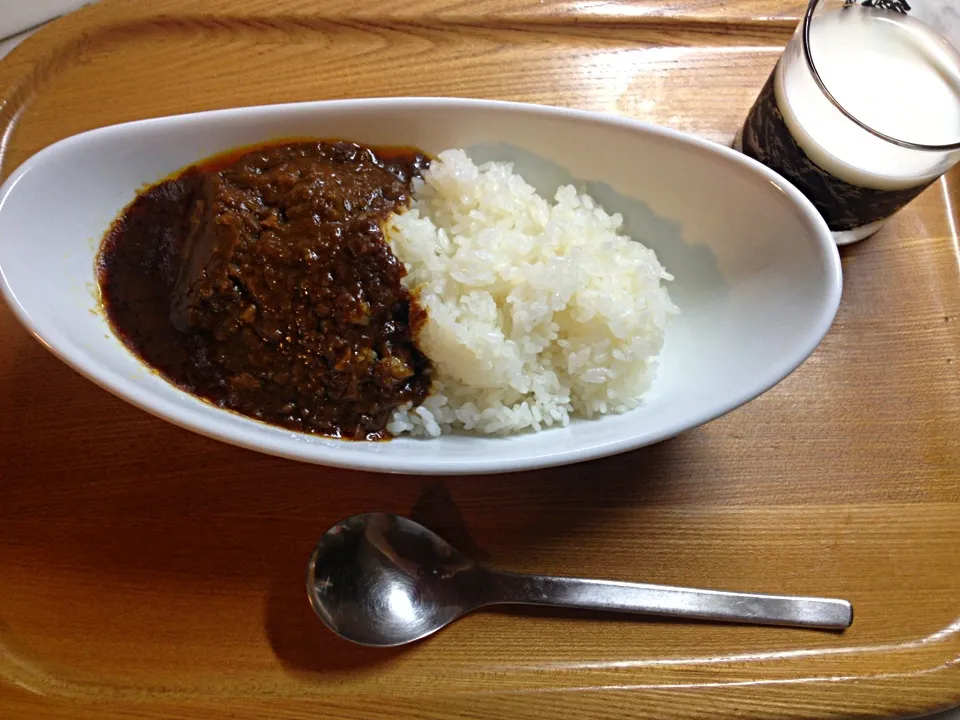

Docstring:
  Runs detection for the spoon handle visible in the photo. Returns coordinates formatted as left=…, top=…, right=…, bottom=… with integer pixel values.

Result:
left=480, top=572, right=852, bottom=630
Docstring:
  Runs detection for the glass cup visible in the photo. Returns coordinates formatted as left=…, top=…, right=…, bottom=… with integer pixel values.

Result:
left=734, top=0, right=960, bottom=244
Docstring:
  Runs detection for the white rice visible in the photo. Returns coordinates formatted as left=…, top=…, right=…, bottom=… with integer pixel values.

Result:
left=384, top=149, right=677, bottom=437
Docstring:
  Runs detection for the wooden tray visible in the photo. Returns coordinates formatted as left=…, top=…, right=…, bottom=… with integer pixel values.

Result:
left=1, top=1, right=958, bottom=718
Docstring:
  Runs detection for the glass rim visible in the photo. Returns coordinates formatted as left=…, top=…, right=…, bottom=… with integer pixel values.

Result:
left=801, top=0, right=960, bottom=152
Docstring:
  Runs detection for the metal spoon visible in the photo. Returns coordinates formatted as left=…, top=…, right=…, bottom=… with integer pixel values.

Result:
left=306, top=513, right=853, bottom=647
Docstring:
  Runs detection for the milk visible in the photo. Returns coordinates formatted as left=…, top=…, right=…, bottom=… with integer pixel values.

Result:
left=776, top=6, right=960, bottom=191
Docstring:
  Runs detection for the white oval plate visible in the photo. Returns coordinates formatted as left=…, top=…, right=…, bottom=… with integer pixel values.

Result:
left=0, top=98, right=841, bottom=475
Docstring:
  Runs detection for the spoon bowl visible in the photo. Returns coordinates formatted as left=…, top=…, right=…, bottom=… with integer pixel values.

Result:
left=307, top=513, right=478, bottom=646
left=307, top=513, right=853, bottom=647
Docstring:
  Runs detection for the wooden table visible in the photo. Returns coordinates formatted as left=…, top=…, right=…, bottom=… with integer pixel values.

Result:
left=0, top=1, right=958, bottom=718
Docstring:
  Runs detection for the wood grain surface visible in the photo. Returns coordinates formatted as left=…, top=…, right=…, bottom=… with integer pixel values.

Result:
left=0, top=1, right=958, bottom=718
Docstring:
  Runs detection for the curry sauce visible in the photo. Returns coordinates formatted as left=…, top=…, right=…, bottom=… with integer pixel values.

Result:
left=97, top=140, right=432, bottom=440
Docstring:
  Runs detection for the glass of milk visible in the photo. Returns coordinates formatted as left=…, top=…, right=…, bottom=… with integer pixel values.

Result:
left=735, top=0, right=960, bottom=244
